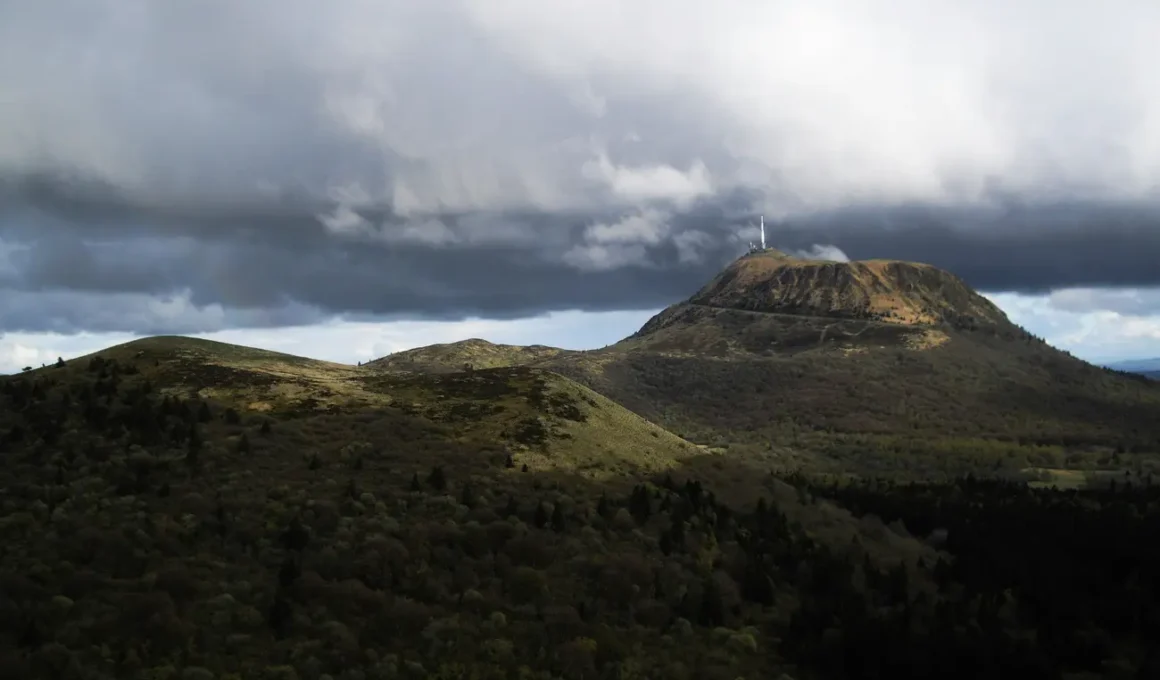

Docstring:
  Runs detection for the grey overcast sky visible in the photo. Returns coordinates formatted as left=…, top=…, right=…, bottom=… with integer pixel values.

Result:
left=1, top=0, right=1159, bottom=369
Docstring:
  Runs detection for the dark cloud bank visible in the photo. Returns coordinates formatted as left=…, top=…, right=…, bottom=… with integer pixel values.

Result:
left=2, top=1, right=1158, bottom=335
left=3, top=174, right=1160, bottom=335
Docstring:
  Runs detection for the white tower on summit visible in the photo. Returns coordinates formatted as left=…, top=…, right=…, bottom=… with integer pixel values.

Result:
left=745, top=215, right=768, bottom=254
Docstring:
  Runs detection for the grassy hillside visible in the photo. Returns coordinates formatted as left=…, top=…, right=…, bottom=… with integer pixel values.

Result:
left=0, top=336, right=958, bottom=679
left=4, top=339, right=1160, bottom=677
left=509, top=254, right=1160, bottom=481
left=543, top=314, right=1160, bottom=479
left=20, top=336, right=704, bottom=481
left=366, top=339, right=576, bottom=374
left=347, top=256, right=1160, bottom=482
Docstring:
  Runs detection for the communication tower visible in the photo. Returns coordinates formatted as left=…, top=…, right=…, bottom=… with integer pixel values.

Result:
left=747, top=215, right=767, bottom=254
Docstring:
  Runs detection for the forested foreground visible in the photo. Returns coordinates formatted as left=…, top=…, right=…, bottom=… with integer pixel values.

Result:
left=796, top=474, right=1160, bottom=679
left=1, top=358, right=1158, bottom=679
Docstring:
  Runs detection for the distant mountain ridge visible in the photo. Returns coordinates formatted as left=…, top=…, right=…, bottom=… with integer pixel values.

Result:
left=1105, top=357, right=1160, bottom=376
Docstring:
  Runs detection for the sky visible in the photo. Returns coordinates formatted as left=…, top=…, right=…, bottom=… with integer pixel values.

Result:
left=2, top=0, right=1159, bottom=372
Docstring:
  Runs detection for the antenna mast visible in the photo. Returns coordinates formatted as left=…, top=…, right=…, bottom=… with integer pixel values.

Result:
left=746, top=215, right=768, bottom=255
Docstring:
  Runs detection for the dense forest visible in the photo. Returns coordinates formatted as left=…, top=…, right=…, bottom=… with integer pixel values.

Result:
left=1, top=355, right=1159, bottom=678
left=796, top=475, right=1160, bottom=679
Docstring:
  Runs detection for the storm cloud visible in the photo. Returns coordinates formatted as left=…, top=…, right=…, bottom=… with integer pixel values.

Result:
left=2, top=0, right=1159, bottom=334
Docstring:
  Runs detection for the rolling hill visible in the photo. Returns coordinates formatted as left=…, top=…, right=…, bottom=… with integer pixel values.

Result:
left=1106, top=357, right=1160, bottom=380
left=0, top=334, right=955, bottom=679
left=9, top=335, right=701, bottom=481
left=1106, top=357, right=1160, bottom=372
left=367, top=338, right=576, bottom=374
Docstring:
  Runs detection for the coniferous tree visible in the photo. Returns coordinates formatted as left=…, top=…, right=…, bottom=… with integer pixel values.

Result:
left=660, top=530, right=674, bottom=556
left=185, top=427, right=202, bottom=470
left=551, top=503, right=566, bottom=532
left=699, top=578, right=725, bottom=627
left=629, top=485, right=652, bottom=523
left=18, top=617, right=42, bottom=651
left=277, top=556, right=301, bottom=589
left=597, top=494, right=611, bottom=519
left=268, top=596, right=293, bottom=639
left=427, top=465, right=447, bottom=491
left=460, top=481, right=477, bottom=508
left=741, top=560, right=776, bottom=605
left=281, top=516, right=309, bottom=552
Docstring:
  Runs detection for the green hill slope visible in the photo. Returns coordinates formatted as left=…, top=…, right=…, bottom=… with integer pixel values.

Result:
left=537, top=254, right=1160, bottom=478
left=366, top=338, right=576, bottom=374
left=0, top=335, right=951, bottom=679
left=356, top=254, right=1160, bottom=480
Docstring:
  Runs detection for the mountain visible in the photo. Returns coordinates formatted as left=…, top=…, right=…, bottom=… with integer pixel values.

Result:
left=616, top=250, right=1014, bottom=359
left=537, top=251, right=1160, bottom=477
left=1106, top=357, right=1160, bottom=378
left=382, top=251, right=1160, bottom=479
left=1106, top=357, right=1160, bottom=372
left=682, top=250, right=1011, bottom=329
